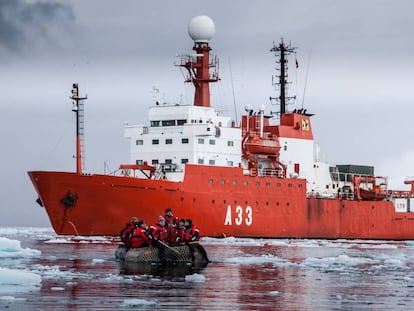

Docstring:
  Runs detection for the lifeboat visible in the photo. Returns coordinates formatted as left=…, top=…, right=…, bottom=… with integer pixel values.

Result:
left=245, top=136, right=280, bottom=155
left=354, top=176, right=388, bottom=201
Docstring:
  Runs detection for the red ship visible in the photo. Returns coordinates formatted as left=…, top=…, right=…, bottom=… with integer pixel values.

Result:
left=28, top=16, right=414, bottom=239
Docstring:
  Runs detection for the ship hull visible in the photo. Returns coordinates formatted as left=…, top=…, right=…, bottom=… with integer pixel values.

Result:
left=28, top=164, right=414, bottom=239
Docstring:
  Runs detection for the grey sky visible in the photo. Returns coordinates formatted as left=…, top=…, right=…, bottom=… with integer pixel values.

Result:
left=1, top=0, right=414, bottom=227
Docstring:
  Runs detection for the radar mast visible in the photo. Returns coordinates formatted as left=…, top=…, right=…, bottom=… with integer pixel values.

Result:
left=270, top=39, right=296, bottom=116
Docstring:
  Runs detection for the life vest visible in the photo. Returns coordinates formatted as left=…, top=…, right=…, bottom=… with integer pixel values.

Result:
left=164, top=214, right=179, bottom=227
left=148, top=223, right=168, bottom=242
left=120, top=221, right=135, bottom=247
left=130, top=227, right=150, bottom=248
left=164, top=214, right=179, bottom=244
left=184, top=224, right=200, bottom=243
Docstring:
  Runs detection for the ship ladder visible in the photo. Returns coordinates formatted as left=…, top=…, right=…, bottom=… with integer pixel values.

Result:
left=153, top=165, right=164, bottom=180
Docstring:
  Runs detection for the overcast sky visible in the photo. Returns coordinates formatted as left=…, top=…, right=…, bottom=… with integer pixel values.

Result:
left=1, top=0, right=414, bottom=227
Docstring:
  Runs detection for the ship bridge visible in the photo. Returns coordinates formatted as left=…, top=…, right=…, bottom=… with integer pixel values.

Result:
left=124, top=103, right=241, bottom=181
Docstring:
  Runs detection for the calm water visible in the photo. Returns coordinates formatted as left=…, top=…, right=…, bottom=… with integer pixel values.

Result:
left=1, top=227, right=414, bottom=310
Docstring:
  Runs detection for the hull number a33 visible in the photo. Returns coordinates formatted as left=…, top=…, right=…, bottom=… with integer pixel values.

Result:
left=224, top=205, right=252, bottom=226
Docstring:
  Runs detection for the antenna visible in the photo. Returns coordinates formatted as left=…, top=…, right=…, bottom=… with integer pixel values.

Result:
left=228, top=56, right=238, bottom=124
left=301, top=49, right=312, bottom=109
left=270, top=38, right=297, bottom=116
left=71, top=83, right=88, bottom=174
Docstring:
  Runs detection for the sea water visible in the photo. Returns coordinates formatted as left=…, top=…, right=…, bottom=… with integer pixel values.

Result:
left=1, top=227, right=414, bottom=310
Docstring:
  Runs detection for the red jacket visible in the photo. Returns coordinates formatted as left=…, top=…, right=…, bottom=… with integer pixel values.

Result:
left=148, top=223, right=168, bottom=243
left=176, top=226, right=185, bottom=244
left=120, top=221, right=135, bottom=247
left=184, top=224, right=200, bottom=243
left=164, top=214, right=179, bottom=227
left=131, top=227, right=150, bottom=248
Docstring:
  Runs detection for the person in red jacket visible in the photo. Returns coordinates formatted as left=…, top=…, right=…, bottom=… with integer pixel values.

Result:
left=120, top=216, right=139, bottom=249
left=175, top=219, right=186, bottom=245
left=184, top=219, right=202, bottom=262
left=131, top=220, right=150, bottom=248
left=164, top=208, right=179, bottom=245
left=148, top=216, right=168, bottom=244
left=148, top=216, right=168, bottom=261
left=184, top=219, right=200, bottom=243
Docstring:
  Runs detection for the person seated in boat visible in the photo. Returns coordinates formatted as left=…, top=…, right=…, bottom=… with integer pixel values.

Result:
left=120, top=216, right=139, bottom=249
left=175, top=219, right=186, bottom=245
left=148, top=216, right=168, bottom=261
left=184, top=219, right=200, bottom=244
left=184, top=219, right=206, bottom=263
left=164, top=208, right=179, bottom=245
left=148, top=216, right=168, bottom=244
left=130, top=220, right=150, bottom=248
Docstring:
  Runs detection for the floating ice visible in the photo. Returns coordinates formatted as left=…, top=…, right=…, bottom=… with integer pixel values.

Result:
left=0, top=227, right=53, bottom=238
left=302, top=254, right=378, bottom=269
left=0, top=267, right=41, bottom=286
left=45, top=235, right=114, bottom=244
left=223, top=254, right=286, bottom=266
left=120, top=298, right=159, bottom=307
left=185, top=273, right=206, bottom=283
left=201, top=237, right=264, bottom=246
left=0, top=237, right=41, bottom=258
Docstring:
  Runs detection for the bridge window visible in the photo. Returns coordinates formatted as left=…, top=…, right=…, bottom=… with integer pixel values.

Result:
left=152, top=159, right=159, bottom=165
left=227, top=141, right=234, bottom=147
left=152, top=139, right=159, bottom=145
left=165, top=139, right=173, bottom=144
left=165, top=159, right=172, bottom=164
left=227, top=161, right=233, bottom=166
left=151, top=121, right=160, bottom=127
left=162, top=120, right=176, bottom=126
left=136, top=160, right=143, bottom=165
left=198, top=138, right=205, bottom=144
left=209, top=159, right=215, bottom=165
left=177, top=119, right=186, bottom=125
left=181, top=158, right=188, bottom=164
left=136, top=139, right=143, bottom=145
left=182, top=138, right=189, bottom=144
left=209, top=139, right=215, bottom=145
left=198, top=158, right=204, bottom=164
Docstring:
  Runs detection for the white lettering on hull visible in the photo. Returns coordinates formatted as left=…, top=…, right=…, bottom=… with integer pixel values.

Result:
left=224, top=205, right=253, bottom=226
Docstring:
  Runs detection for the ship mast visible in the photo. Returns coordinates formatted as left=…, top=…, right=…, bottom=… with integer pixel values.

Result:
left=178, top=15, right=219, bottom=107
left=270, top=39, right=296, bottom=116
left=70, top=83, right=87, bottom=174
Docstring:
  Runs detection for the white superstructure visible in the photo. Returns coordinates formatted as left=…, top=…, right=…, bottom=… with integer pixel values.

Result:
left=124, top=104, right=242, bottom=181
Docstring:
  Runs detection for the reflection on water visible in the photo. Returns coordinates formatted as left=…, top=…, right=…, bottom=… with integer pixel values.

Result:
left=1, top=229, right=414, bottom=310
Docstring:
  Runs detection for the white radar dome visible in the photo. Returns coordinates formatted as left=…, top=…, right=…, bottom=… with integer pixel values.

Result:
left=188, top=15, right=215, bottom=43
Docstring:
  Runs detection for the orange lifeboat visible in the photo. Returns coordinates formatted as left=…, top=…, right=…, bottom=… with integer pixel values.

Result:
left=245, top=136, right=280, bottom=155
